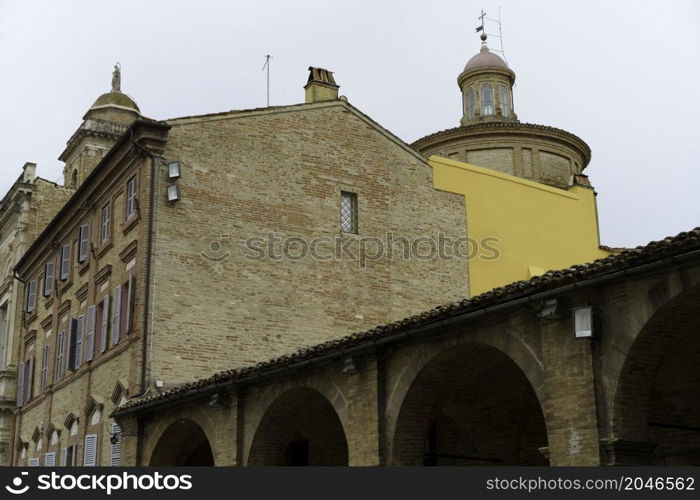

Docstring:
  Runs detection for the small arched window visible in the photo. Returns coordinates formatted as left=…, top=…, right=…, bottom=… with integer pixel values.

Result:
left=465, top=87, right=476, bottom=119
left=70, top=170, right=78, bottom=188
left=498, top=85, right=511, bottom=117
left=481, top=84, right=494, bottom=116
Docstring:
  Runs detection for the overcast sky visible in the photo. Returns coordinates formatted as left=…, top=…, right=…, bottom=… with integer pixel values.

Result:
left=1, top=0, right=698, bottom=248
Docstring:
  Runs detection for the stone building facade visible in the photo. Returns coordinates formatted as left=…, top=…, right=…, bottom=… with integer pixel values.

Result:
left=114, top=228, right=700, bottom=467
left=9, top=68, right=468, bottom=466
left=0, top=163, right=73, bottom=465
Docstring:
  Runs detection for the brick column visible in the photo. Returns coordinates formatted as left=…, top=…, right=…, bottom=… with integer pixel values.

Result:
left=343, top=356, right=381, bottom=466
left=114, top=415, right=139, bottom=466
left=541, top=320, right=601, bottom=465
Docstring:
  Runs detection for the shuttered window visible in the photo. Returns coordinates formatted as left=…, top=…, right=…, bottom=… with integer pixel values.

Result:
left=67, top=319, right=78, bottom=371
left=100, top=295, right=110, bottom=353
left=83, top=434, right=98, bottom=466
left=78, top=224, right=90, bottom=263
left=112, top=285, right=121, bottom=345
left=101, top=203, right=111, bottom=243
left=123, top=274, right=134, bottom=338
left=0, top=305, right=7, bottom=367
left=55, top=331, right=65, bottom=380
left=60, top=244, right=71, bottom=281
left=110, top=423, right=121, bottom=466
left=44, top=262, right=54, bottom=297
left=26, top=280, right=37, bottom=313
left=16, top=361, right=25, bottom=407
left=28, top=458, right=40, bottom=467
left=40, top=345, right=49, bottom=391
left=61, top=445, right=77, bottom=467
left=45, top=452, right=56, bottom=467
left=85, top=306, right=96, bottom=362
left=75, top=315, right=85, bottom=368
left=25, top=357, right=34, bottom=403
left=126, top=177, right=137, bottom=219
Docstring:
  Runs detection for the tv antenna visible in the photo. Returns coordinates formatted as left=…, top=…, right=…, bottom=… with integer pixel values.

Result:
left=262, top=54, right=273, bottom=107
left=475, top=7, right=508, bottom=65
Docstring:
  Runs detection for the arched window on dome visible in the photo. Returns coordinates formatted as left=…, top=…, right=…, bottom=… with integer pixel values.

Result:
left=481, top=84, right=494, bottom=116
left=498, top=85, right=511, bottom=117
left=465, top=87, right=476, bottom=120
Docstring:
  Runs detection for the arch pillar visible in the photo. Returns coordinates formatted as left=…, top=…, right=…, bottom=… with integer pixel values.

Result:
left=540, top=319, right=601, bottom=465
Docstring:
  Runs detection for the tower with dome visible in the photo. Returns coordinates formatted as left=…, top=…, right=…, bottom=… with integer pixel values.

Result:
left=412, top=33, right=592, bottom=190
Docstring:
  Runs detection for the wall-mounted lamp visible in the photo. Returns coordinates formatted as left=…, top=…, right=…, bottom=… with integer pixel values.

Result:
left=572, top=306, right=596, bottom=339
left=167, top=162, right=181, bottom=179
left=538, top=298, right=562, bottom=321
left=167, top=185, right=180, bottom=203
left=341, top=357, right=359, bottom=375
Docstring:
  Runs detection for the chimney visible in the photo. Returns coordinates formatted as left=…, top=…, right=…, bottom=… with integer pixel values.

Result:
left=304, top=67, right=339, bottom=103
left=22, top=162, right=37, bottom=184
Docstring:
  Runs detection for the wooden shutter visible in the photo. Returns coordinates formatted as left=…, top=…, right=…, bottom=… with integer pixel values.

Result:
left=79, top=224, right=90, bottom=263
left=100, top=295, right=110, bottom=352
left=45, top=452, right=56, bottom=467
left=110, top=422, right=121, bottom=466
left=75, top=315, right=84, bottom=368
left=44, top=262, right=54, bottom=297
left=40, top=345, right=49, bottom=391
left=55, top=331, right=65, bottom=380
left=60, top=244, right=71, bottom=280
left=124, top=274, right=134, bottom=337
left=28, top=458, right=39, bottom=467
left=112, top=285, right=121, bottom=345
left=26, top=280, right=37, bottom=313
left=0, top=313, right=6, bottom=366
left=60, top=447, right=67, bottom=466
left=16, top=361, right=25, bottom=407
left=83, top=434, right=98, bottom=466
left=86, top=305, right=96, bottom=362
left=67, top=319, right=77, bottom=371
left=25, top=357, right=34, bottom=402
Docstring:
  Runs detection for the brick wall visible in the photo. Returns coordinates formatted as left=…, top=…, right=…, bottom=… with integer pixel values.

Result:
left=149, top=102, right=468, bottom=384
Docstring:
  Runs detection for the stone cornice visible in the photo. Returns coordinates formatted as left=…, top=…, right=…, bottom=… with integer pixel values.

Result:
left=58, top=119, right=131, bottom=162
left=411, top=121, right=592, bottom=167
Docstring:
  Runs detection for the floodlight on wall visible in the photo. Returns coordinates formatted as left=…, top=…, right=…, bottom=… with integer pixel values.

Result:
left=572, top=306, right=595, bottom=339
left=537, top=298, right=562, bottom=320
left=167, top=184, right=180, bottom=203
left=167, top=161, right=181, bottom=179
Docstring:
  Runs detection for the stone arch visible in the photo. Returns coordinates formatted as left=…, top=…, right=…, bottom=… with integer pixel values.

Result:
left=612, top=283, right=700, bottom=465
left=389, top=339, right=548, bottom=466
left=143, top=407, right=218, bottom=466
left=247, top=387, right=349, bottom=466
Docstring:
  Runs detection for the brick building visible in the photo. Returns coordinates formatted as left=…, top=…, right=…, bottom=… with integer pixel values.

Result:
left=2, top=34, right=697, bottom=468
left=9, top=66, right=467, bottom=466
left=0, top=163, right=73, bottom=465
left=113, top=227, right=700, bottom=466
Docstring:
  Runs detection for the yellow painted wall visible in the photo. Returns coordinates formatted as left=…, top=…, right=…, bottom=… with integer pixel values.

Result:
left=430, top=156, right=611, bottom=296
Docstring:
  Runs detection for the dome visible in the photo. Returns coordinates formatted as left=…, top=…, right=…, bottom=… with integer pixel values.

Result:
left=464, top=45, right=508, bottom=72
left=89, top=91, right=140, bottom=112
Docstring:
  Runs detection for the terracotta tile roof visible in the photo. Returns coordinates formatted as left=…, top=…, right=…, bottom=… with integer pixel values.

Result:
left=114, top=226, right=700, bottom=415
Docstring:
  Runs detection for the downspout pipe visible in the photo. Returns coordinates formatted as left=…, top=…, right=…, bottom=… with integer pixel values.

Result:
left=126, top=132, right=159, bottom=464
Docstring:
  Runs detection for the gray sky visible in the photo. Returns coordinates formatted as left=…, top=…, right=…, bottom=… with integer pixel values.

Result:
left=1, top=0, right=698, bottom=248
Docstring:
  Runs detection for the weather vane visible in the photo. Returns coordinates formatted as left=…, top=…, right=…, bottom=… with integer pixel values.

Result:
left=473, top=8, right=507, bottom=65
